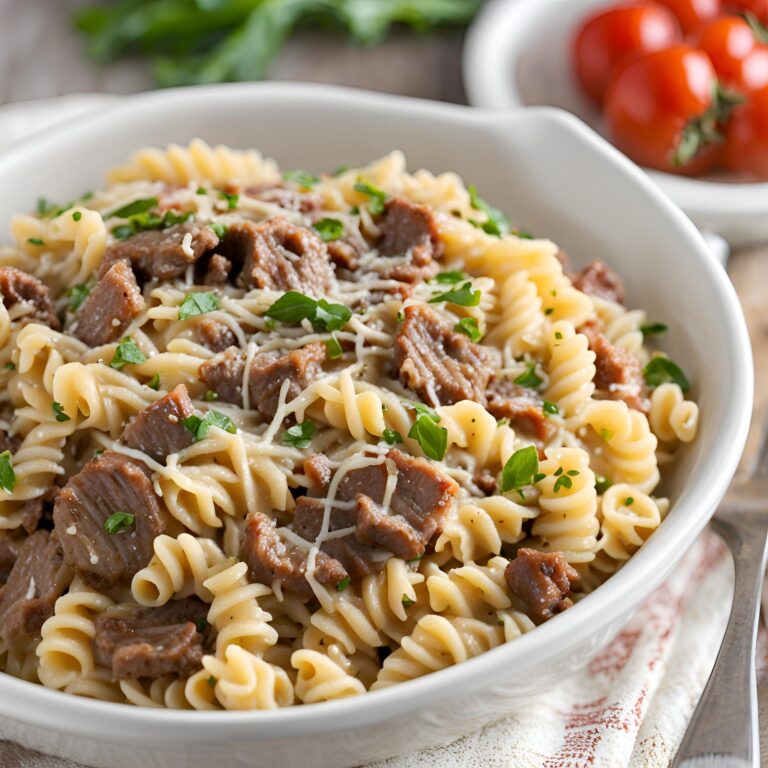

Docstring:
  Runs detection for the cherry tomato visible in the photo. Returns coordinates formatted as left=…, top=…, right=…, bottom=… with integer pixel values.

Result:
left=653, top=0, right=721, bottom=34
left=692, top=15, right=768, bottom=92
left=723, top=84, right=768, bottom=177
left=572, top=3, right=681, bottom=106
left=724, top=0, right=768, bottom=24
left=604, top=46, right=723, bottom=174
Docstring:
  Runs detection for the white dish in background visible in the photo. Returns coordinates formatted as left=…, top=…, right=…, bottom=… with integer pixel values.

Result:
left=463, top=0, right=768, bottom=246
left=0, top=82, right=752, bottom=768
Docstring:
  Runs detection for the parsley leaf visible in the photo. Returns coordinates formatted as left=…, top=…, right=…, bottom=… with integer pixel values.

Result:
left=468, top=184, right=511, bottom=238
left=543, top=400, right=559, bottom=416
left=66, top=280, right=93, bottom=311
left=382, top=428, right=403, bottom=445
left=428, top=282, right=481, bottom=307
left=147, top=373, right=161, bottom=391
left=183, top=410, right=237, bottom=442
left=595, top=475, right=612, bottom=495
left=0, top=451, right=15, bottom=494
left=110, top=337, right=147, bottom=370
left=314, top=299, right=352, bottom=332
left=109, top=197, right=158, bottom=219
left=219, top=191, right=239, bottom=209
left=401, top=595, right=415, bottom=608
left=336, top=576, right=351, bottom=592
left=405, top=400, right=441, bottom=422
left=111, top=209, right=193, bottom=240
left=104, top=511, right=135, bottom=535
left=313, top=218, right=344, bottom=242
left=354, top=181, right=387, bottom=215
left=433, top=270, right=468, bottom=284
left=643, top=357, right=690, bottom=391
left=284, top=170, right=320, bottom=189
left=178, top=291, right=220, bottom=320
left=408, top=414, right=448, bottom=461
left=282, top=421, right=315, bottom=449
left=514, top=363, right=543, bottom=390
left=553, top=474, right=573, bottom=493
left=640, top=323, right=668, bottom=339
left=325, top=335, right=343, bottom=360
left=500, top=445, right=539, bottom=494
left=264, top=292, right=352, bottom=332
left=209, top=222, right=227, bottom=239
left=72, top=211, right=82, bottom=222
left=52, top=401, right=71, bottom=422
left=454, top=316, right=482, bottom=342
left=27, top=238, right=44, bottom=246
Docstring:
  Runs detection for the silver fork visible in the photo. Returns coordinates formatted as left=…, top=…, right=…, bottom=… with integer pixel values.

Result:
left=672, top=426, right=768, bottom=768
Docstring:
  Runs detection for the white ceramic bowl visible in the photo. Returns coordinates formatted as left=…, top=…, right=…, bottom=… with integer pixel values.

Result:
left=464, top=0, right=768, bottom=246
left=0, top=83, right=752, bottom=768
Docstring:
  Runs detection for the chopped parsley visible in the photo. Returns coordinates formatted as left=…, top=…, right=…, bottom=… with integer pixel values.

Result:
left=595, top=475, right=612, bottom=495
left=209, top=222, right=227, bottom=239
left=312, top=218, right=344, bottom=242
left=111, top=209, right=193, bottom=240
left=553, top=473, right=574, bottom=493
left=624, top=497, right=634, bottom=506
left=428, top=282, right=481, bottom=307
left=382, top=428, right=403, bottom=445
left=183, top=410, right=237, bottom=442
left=324, top=335, right=343, bottom=360
left=467, top=184, right=512, bottom=238
left=335, top=576, right=351, bottom=592
left=401, top=595, right=415, bottom=608
left=600, top=428, right=614, bottom=442
left=52, top=401, right=71, bottom=422
left=405, top=400, right=441, bottom=422
left=195, top=618, right=208, bottom=632
left=4, top=362, right=14, bottom=370
left=542, top=400, right=559, bottom=416
left=0, top=451, right=15, bottom=494
left=27, top=237, right=44, bottom=246
left=432, top=270, right=467, bottom=284
left=104, top=511, right=135, bottom=535
left=264, top=291, right=352, bottom=332
left=514, top=362, right=543, bottom=390
left=454, top=317, right=483, bottom=342
left=206, top=675, right=217, bottom=687
left=641, top=322, right=668, bottom=339
left=282, top=421, right=315, bottom=450
left=72, top=211, right=82, bottom=222
left=353, top=181, right=387, bottom=215
left=66, top=280, right=93, bottom=311
left=178, top=291, right=220, bottom=321
left=544, top=308, right=554, bottom=316
left=219, top=191, right=239, bottom=209
left=408, top=414, right=448, bottom=461
left=500, top=445, right=539, bottom=494
left=109, top=197, right=158, bottom=219
left=284, top=170, right=321, bottom=188
left=204, top=390, right=218, bottom=401
left=110, top=337, right=147, bottom=370
left=196, top=187, right=207, bottom=195
left=643, top=356, right=690, bottom=391
left=147, top=373, right=161, bottom=391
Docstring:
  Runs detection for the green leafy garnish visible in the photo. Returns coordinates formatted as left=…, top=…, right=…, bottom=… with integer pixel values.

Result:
left=147, top=373, right=161, bottom=391
left=553, top=473, right=573, bottom=493
left=196, top=187, right=207, bottom=195
left=382, top=428, right=403, bottom=445
left=109, top=197, right=158, bottom=219
left=104, top=511, right=135, bottom=535
left=408, top=414, right=448, bottom=461
left=314, top=299, right=353, bottom=332
left=354, top=181, right=387, bottom=215
left=405, top=400, right=440, bottom=422
left=72, top=211, right=82, bottom=222
left=204, top=390, right=218, bottom=401
left=206, top=675, right=217, bottom=687
left=467, top=184, right=511, bottom=238
left=0, top=451, right=15, bottom=494
left=110, top=337, right=147, bottom=370
left=209, top=222, right=227, bottom=239
left=595, top=475, right=612, bottom=495
left=514, top=363, right=543, bottom=390
left=66, top=280, right=93, bottom=311
left=111, top=209, right=193, bottom=240
left=284, top=170, right=320, bottom=188
left=178, top=291, right=220, bottom=320
left=432, top=270, right=467, bottom=284
left=640, top=323, right=668, bottom=339
left=183, top=410, right=237, bottom=442
left=313, top=218, right=344, bottom=242
left=500, top=445, right=539, bottom=494
left=624, top=497, right=634, bottom=506
left=219, top=191, right=239, bottom=209
left=428, top=281, right=481, bottom=307
left=282, top=421, right=315, bottom=449
left=195, top=618, right=208, bottom=633
left=4, top=362, right=15, bottom=371
left=401, top=595, right=415, bottom=608
left=27, top=238, right=44, bottom=246
left=454, top=317, right=483, bottom=342
left=325, top=335, right=343, bottom=360
left=643, top=356, right=690, bottom=391
left=52, top=401, right=71, bottom=423
left=543, top=400, right=559, bottom=416
left=264, top=291, right=352, bottom=332
left=336, top=576, right=351, bottom=592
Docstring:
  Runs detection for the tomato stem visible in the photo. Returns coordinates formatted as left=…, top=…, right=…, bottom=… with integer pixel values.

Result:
left=743, top=12, right=768, bottom=45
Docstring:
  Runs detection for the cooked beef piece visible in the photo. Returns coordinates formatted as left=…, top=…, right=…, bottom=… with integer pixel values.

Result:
left=377, top=197, right=442, bottom=283
left=72, top=261, right=145, bottom=347
left=198, top=318, right=237, bottom=353
left=486, top=379, right=558, bottom=443
left=0, top=266, right=59, bottom=329
left=0, top=530, right=70, bottom=648
left=121, top=384, right=195, bottom=463
left=394, top=305, right=497, bottom=406
left=201, top=253, right=233, bottom=286
left=353, top=493, right=425, bottom=560
left=474, top=468, right=498, bottom=496
left=0, top=531, right=20, bottom=584
left=303, top=454, right=333, bottom=494
left=240, top=511, right=348, bottom=599
left=0, top=429, right=20, bottom=455
left=572, top=260, right=626, bottom=305
left=505, top=548, right=578, bottom=625
left=20, top=485, right=59, bottom=534
left=227, top=218, right=335, bottom=297
left=555, top=249, right=571, bottom=272
left=99, top=223, right=219, bottom=282
left=94, top=598, right=208, bottom=680
left=199, top=342, right=326, bottom=417
left=53, top=451, right=165, bottom=590
left=245, top=185, right=323, bottom=213
left=591, top=333, right=647, bottom=412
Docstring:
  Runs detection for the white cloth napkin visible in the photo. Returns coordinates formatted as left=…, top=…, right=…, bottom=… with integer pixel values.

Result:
left=0, top=95, right=738, bottom=768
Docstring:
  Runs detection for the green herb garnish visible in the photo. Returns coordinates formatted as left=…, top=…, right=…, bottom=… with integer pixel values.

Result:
left=336, top=576, right=351, bottom=592
left=433, top=270, right=467, bottom=284
left=408, top=414, right=448, bottom=461
left=178, top=291, right=220, bottom=320
left=209, top=222, right=227, bottom=239
left=643, top=356, right=690, bottom=391
left=514, top=363, right=543, bottom=390
left=66, top=281, right=93, bottom=311
left=543, top=400, right=559, bottom=416
left=110, top=337, right=147, bottom=370
left=284, top=170, right=320, bottom=188
left=467, top=184, right=511, bottom=238
left=264, top=291, right=352, bottom=332
left=104, top=511, right=135, bottom=535
left=4, top=362, right=14, bottom=371
left=640, top=323, right=668, bottom=339
left=624, top=497, right=634, bottom=506
left=147, top=373, right=161, bottom=391
left=313, top=218, right=344, bottom=242
left=382, top=428, right=403, bottom=445
left=553, top=473, right=573, bottom=493
left=595, top=475, right=612, bottom=495
left=183, top=410, right=237, bottom=442
left=0, top=451, right=15, bottom=494
left=354, top=181, right=387, bottom=215
left=428, top=281, right=481, bottom=307
left=52, top=401, right=71, bottom=422
left=454, top=316, right=483, bottom=342
left=204, top=390, right=218, bottom=401
left=325, top=335, right=343, bottom=360
left=219, top=191, right=239, bottom=209
left=109, top=197, right=158, bottom=219
left=27, top=238, right=44, bottom=246
left=282, top=421, right=315, bottom=449
left=500, top=445, right=538, bottom=494
left=72, top=211, right=82, bottom=222
left=401, top=595, right=415, bottom=608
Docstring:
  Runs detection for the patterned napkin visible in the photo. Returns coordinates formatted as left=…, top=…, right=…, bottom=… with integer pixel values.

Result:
left=0, top=95, right=739, bottom=768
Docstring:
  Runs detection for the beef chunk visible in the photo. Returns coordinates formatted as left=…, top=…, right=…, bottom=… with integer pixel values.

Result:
left=572, top=260, right=626, bottom=305
left=353, top=493, right=425, bottom=560
left=94, top=598, right=207, bottom=680
left=474, top=468, right=498, bottom=496
left=199, top=342, right=325, bottom=417
left=245, top=185, right=323, bottom=213
left=307, top=213, right=368, bottom=272
left=227, top=218, right=334, bottom=297
left=376, top=197, right=442, bottom=283
left=53, top=451, right=165, bottom=590
left=505, top=548, right=578, bottom=625
left=591, top=333, right=647, bottom=412
left=0, top=429, right=20, bottom=455
left=0, top=266, right=58, bottom=329
left=100, top=223, right=219, bottom=282
left=121, top=384, right=195, bottom=462
left=73, top=261, right=145, bottom=347
left=0, top=530, right=70, bottom=648
left=198, top=318, right=237, bottom=353
left=303, top=454, right=332, bottom=494
left=240, top=512, right=347, bottom=599
left=0, top=531, right=20, bottom=584
left=486, top=379, right=557, bottom=443
left=394, top=305, right=497, bottom=406
left=20, top=485, right=59, bottom=534
left=201, top=253, right=232, bottom=286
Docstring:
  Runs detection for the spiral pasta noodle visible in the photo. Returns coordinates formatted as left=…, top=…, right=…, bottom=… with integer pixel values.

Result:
left=649, top=382, right=699, bottom=444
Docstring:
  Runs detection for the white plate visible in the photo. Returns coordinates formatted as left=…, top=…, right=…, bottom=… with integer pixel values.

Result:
left=463, top=0, right=768, bottom=246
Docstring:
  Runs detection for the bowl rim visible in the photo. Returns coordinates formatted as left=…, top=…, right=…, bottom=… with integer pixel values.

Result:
left=462, top=0, right=768, bottom=211
left=0, top=81, right=753, bottom=742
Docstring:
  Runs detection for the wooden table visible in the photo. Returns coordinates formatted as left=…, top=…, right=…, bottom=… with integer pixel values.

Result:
left=1, top=2, right=767, bottom=765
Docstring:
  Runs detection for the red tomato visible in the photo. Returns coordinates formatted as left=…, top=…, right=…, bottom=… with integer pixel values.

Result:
left=723, top=84, right=768, bottom=177
left=604, top=46, right=723, bottom=174
left=724, top=0, right=768, bottom=24
left=692, top=15, right=768, bottom=92
left=572, top=3, right=681, bottom=106
left=653, top=0, right=721, bottom=33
